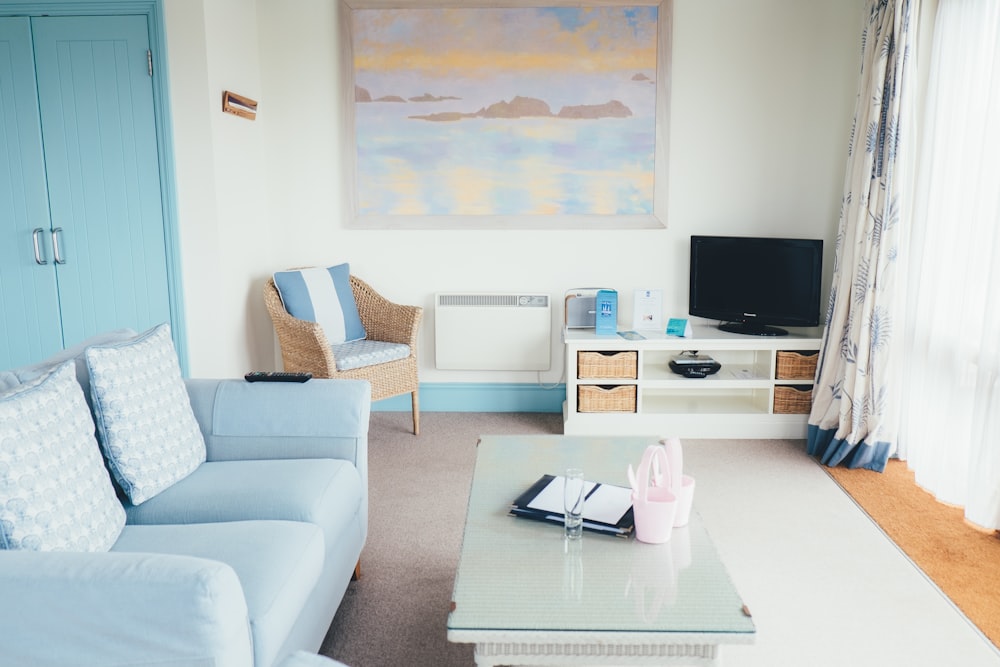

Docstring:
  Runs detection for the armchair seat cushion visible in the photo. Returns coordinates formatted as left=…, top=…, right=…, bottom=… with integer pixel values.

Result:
left=113, top=520, right=324, bottom=667
left=331, top=340, right=410, bottom=371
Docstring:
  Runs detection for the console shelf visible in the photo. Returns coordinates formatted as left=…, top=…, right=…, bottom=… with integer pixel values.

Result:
left=562, top=324, right=822, bottom=438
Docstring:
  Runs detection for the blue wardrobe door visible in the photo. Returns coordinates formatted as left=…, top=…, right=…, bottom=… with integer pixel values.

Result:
left=0, top=17, right=63, bottom=369
left=31, top=15, right=171, bottom=348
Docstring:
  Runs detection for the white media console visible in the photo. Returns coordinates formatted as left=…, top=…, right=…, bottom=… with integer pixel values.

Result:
left=562, top=324, right=823, bottom=439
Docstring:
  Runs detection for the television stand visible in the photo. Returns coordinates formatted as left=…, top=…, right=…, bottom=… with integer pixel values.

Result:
left=718, top=321, right=789, bottom=336
left=563, top=324, right=823, bottom=438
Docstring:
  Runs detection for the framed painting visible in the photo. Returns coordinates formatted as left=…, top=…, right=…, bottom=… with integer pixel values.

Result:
left=340, top=0, right=672, bottom=229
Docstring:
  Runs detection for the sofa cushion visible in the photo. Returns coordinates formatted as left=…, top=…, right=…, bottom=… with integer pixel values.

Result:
left=85, top=323, right=206, bottom=505
left=0, top=361, right=125, bottom=551
left=273, top=264, right=366, bottom=344
left=331, top=339, right=410, bottom=371
left=112, top=520, right=325, bottom=667
left=124, top=459, right=364, bottom=547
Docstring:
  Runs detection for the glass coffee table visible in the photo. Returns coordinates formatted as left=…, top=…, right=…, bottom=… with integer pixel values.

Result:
left=447, top=435, right=756, bottom=666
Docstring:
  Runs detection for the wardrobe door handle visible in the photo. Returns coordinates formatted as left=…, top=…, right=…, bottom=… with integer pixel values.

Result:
left=51, top=228, right=66, bottom=264
left=32, top=228, right=48, bottom=265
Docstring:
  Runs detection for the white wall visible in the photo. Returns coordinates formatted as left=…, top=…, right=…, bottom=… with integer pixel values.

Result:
left=165, top=0, right=864, bottom=383
left=164, top=0, right=271, bottom=376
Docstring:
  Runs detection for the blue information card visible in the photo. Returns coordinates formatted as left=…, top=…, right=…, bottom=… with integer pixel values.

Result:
left=666, top=318, right=693, bottom=337
left=595, top=289, right=618, bottom=335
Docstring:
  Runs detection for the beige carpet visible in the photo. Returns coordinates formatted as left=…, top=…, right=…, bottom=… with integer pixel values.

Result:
left=826, top=459, right=1000, bottom=649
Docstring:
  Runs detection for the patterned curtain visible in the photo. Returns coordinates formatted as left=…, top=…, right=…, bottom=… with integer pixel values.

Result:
left=807, top=0, right=918, bottom=471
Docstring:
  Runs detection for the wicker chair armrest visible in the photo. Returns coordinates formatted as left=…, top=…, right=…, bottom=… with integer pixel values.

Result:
left=351, top=276, right=423, bottom=348
left=264, top=278, right=339, bottom=375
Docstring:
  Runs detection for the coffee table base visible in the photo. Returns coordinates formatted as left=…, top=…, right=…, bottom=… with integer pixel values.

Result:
left=449, top=629, right=740, bottom=666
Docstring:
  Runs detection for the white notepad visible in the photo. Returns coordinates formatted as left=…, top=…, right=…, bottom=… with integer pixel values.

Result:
left=526, top=475, right=633, bottom=525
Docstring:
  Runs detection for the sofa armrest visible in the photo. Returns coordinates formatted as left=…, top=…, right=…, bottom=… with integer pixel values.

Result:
left=185, top=378, right=371, bottom=482
left=0, top=550, right=252, bottom=667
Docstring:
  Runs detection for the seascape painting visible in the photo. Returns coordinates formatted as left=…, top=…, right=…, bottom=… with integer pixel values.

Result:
left=351, top=5, right=661, bottom=221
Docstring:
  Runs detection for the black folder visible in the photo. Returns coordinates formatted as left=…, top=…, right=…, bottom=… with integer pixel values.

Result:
left=509, top=474, right=635, bottom=538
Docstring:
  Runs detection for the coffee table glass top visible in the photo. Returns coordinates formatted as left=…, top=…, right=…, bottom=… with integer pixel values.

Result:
left=447, top=435, right=756, bottom=638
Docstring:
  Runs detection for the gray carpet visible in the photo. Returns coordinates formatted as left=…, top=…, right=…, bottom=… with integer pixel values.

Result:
left=320, top=411, right=563, bottom=667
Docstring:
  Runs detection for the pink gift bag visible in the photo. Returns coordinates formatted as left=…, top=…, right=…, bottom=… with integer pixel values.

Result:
left=631, top=445, right=678, bottom=544
left=660, top=437, right=696, bottom=527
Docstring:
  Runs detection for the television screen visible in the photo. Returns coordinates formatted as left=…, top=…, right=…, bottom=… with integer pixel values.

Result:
left=689, top=235, right=823, bottom=336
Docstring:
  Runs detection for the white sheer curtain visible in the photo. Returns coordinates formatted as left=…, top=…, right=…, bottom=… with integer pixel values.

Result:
left=898, top=0, right=1000, bottom=530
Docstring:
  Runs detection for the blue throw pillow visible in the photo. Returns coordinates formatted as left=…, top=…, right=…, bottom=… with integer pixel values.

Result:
left=273, top=264, right=367, bottom=344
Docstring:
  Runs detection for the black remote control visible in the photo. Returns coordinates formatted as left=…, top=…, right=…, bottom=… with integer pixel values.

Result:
left=244, top=371, right=312, bottom=383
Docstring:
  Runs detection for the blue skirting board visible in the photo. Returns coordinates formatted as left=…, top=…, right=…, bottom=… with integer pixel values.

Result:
left=372, top=383, right=565, bottom=413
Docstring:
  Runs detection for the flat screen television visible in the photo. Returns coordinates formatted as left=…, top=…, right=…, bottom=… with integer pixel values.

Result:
left=689, top=235, right=823, bottom=336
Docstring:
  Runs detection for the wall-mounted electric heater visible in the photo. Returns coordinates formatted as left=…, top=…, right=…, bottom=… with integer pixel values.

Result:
left=434, top=293, right=551, bottom=371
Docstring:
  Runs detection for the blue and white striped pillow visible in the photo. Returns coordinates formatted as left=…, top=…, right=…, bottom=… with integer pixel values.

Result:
left=273, top=264, right=367, bottom=344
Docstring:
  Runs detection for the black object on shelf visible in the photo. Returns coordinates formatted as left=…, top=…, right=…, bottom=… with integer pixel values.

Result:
left=668, top=352, right=721, bottom=378
left=244, top=371, right=312, bottom=383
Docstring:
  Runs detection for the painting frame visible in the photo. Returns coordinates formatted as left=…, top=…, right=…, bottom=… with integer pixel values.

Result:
left=339, top=0, right=672, bottom=230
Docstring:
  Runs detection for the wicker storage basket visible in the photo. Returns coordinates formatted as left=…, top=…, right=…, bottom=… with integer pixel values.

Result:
left=577, top=351, right=638, bottom=379
left=773, top=385, right=813, bottom=414
left=775, top=351, right=819, bottom=380
left=577, top=384, right=637, bottom=413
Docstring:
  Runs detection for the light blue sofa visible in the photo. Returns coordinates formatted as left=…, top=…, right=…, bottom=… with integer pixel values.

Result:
left=0, top=330, right=370, bottom=667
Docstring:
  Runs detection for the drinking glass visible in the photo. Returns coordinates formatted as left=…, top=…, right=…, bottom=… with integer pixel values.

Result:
left=564, top=468, right=585, bottom=540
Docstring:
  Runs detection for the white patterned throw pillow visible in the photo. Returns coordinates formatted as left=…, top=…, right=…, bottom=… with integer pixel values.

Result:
left=86, top=323, right=206, bottom=505
left=0, top=361, right=126, bottom=551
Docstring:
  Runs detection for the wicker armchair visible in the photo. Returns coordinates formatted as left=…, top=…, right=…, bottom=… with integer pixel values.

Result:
left=264, top=274, right=423, bottom=435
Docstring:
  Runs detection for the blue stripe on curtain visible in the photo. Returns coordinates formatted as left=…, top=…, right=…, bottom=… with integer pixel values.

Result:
left=807, top=424, right=894, bottom=472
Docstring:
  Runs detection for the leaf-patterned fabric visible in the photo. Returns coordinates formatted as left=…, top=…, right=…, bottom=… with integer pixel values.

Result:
left=807, top=0, right=917, bottom=471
